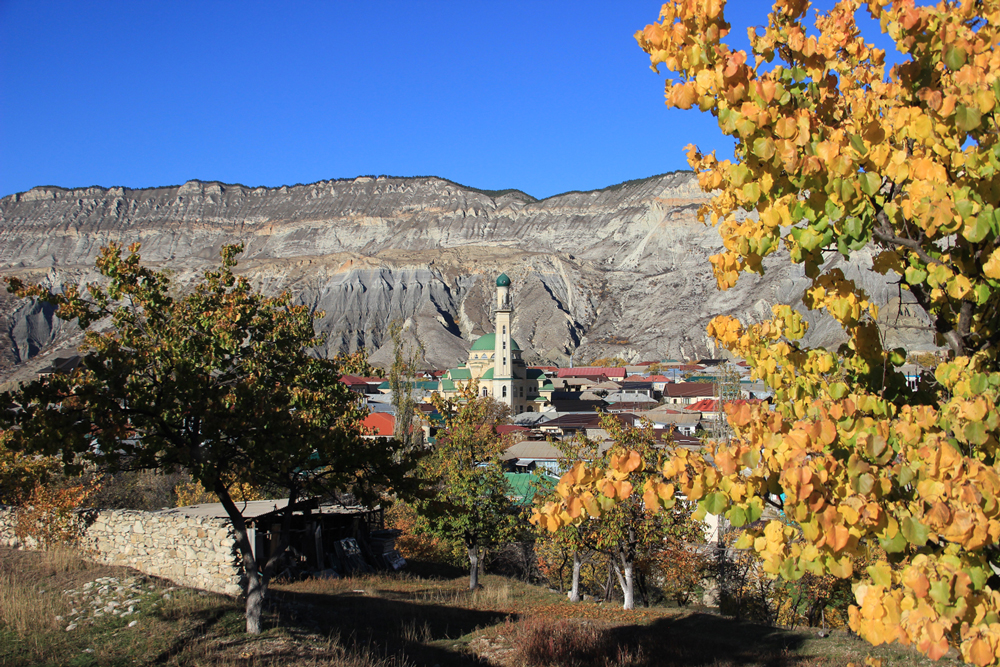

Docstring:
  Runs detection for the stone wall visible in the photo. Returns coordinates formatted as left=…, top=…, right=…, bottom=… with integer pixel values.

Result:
left=0, top=506, right=243, bottom=596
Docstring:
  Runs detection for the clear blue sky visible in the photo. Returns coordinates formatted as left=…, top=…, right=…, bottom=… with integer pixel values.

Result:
left=1, top=1, right=895, bottom=201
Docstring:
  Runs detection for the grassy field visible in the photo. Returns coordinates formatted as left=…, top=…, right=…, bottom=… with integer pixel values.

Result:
left=0, top=547, right=963, bottom=667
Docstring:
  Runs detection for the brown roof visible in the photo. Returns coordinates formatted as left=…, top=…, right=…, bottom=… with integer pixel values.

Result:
left=663, top=382, right=715, bottom=398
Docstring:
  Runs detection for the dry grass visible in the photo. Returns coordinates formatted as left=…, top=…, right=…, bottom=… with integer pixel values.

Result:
left=0, top=546, right=95, bottom=635
left=0, top=548, right=967, bottom=667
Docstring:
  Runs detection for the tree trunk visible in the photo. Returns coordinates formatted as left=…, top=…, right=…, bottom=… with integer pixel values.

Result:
left=612, top=555, right=635, bottom=610
left=215, top=479, right=299, bottom=634
left=622, top=561, right=635, bottom=610
left=245, top=569, right=265, bottom=634
left=468, top=544, right=480, bottom=590
left=568, top=551, right=582, bottom=602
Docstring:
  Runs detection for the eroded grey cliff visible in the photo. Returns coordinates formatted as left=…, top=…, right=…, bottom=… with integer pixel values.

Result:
left=0, top=172, right=934, bottom=381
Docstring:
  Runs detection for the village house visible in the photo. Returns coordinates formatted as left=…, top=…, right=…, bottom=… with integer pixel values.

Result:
left=662, top=382, right=716, bottom=406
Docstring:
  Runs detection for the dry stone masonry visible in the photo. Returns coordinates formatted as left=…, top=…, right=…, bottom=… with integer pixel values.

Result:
left=0, top=506, right=243, bottom=596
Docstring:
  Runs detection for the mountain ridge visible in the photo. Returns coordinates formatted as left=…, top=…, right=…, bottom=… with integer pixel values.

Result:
left=0, top=171, right=934, bottom=383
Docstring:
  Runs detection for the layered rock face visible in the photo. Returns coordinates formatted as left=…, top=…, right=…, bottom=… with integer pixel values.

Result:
left=0, top=172, right=934, bottom=381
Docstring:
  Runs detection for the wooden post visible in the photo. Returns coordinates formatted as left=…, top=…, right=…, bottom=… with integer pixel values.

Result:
left=314, top=523, right=325, bottom=569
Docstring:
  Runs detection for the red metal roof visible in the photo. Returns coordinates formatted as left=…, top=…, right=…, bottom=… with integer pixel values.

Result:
left=557, top=367, right=627, bottom=379
left=362, top=413, right=395, bottom=437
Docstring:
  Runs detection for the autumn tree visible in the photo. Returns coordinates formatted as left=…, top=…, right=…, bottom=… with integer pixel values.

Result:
left=418, top=384, right=519, bottom=589
left=534, top=415, right=702, bottom=609
left=1, top=243, right=411, bottom=634
left=387, top=319, right=425, bottom=451
left=540, top=1, right=1000, bottom=664
left=532, top=434, right=603, bottom=602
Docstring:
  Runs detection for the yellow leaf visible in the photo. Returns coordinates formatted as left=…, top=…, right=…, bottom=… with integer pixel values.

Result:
left=983, top=248, right=1000, bottom=279
left=946, top=274, right=973, bottom=300
left=967, top=638, right=995, bottom=667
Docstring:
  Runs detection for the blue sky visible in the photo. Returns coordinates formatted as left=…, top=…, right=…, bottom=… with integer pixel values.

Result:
left=1, top=1, right=896, bottom=201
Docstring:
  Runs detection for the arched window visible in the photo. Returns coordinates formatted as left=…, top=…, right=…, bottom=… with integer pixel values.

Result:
left=502, top=325, right=506, bottom=335
left=482, top=387, right=488, bottom=397
left=519, top=386, right=524, bottom=397
left=502, top=386, right=507, bottom=398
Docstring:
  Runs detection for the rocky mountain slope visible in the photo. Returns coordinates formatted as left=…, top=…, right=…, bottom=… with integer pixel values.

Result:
left=0, top=172, right=934, bottom=382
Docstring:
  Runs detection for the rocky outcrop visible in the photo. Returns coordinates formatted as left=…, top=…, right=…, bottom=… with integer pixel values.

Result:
left=0, top=173, right=935, bottom=379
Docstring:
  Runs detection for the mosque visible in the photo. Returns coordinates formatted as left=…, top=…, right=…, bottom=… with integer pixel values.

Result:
left=437, top=273, right=552, bottom=413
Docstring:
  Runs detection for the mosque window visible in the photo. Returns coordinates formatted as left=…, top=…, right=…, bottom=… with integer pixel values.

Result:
left=502, top=386, right=507, bottom=398
left=520, top=386, right=524, bottom=397
left=482, top=387, right=487, bottom=397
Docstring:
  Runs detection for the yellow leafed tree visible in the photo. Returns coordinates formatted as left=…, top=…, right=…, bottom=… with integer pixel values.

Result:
left=536, top=1, right=1000, bottom=664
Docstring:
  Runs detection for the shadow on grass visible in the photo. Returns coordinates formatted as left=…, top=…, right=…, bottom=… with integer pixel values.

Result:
left=608, top=612, right=812, bottom=667
left=149, top=606, right=231, bottom=665
left=270, top=588, right=506, bottom=666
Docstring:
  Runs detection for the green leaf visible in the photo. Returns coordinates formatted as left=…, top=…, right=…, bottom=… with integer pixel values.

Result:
left=944, top=47, right=967, bottom=71
left=975, top=283, right=991, bottom=305
left=753, top=137, right=776, bottom=160
left=850, top=134, right=868, bottom=156
left=728, top=505, right=747, bottom=527
left=778, top=556, right=801, bottom=580
left=929, top=579, right=951, bottom=605
left=964, top=420, right=988, bottom=445
left=963, top=211, right=992, bottom=243
left=868, top=563, right=893, bottom=587
left=904, top=266, right=928, bottom=284
left=859, top=172, right=881, bottom=196
left=968, top=565, right=988, bottom=590
left=730, top=164, right=751, bottom=186
left=898, top=465, right=916, bottom=487
left=702, top=491, right=728, bottom=515
left=956, top=105, right=982, bottom=132
left=844, top=217, right=864, bottom=239
left=824, top=199, right=844, bottom=221
left=851, top=472, right=875, bottom=495
left=880, top=530, right=907, bottom=553
left=901, top=516, right=930, bottom=547
left=829, top=382, right=848, bottom=399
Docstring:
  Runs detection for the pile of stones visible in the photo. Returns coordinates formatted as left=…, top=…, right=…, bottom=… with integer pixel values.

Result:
left=56, top=575, right=166, bottom=631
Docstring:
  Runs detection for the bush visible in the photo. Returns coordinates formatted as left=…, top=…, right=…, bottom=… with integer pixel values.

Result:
left=505, top=617, right=637, bottom=667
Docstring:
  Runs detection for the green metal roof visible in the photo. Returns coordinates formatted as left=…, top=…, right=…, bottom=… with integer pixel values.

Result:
left=481, top=367, right=494, bottom=380
left=540, top=381, right=555, bottom=391
left=470, top=333, right=521, bottom=352
left=526, top=368, right=545, bottom=380
left=504, top=472, right=551, bottom=506
left=496, top=273, right=511, bottom=287
left=440, top=379, right=456, bottom=391
left=448, top=368, right=472, bottom=380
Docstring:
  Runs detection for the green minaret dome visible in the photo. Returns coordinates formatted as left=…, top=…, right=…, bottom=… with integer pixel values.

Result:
left=496, top=273, right=511, bottom=287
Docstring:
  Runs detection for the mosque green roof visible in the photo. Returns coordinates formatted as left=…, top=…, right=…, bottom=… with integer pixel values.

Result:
left=496, top=273, right=511, bottom=287
left=470, top=333, right=521, bottom=352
